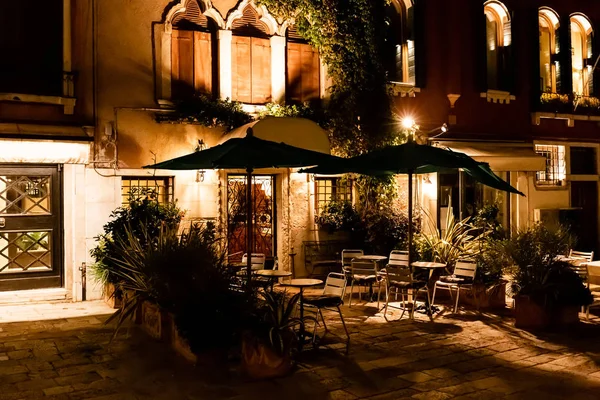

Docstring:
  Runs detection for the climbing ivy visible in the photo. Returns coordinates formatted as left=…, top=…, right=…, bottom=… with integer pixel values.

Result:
left=258, top=0, right=398, bottom=212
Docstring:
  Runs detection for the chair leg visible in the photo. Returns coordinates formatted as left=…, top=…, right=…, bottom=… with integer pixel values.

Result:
left=349, top=280, right=354, bottom=307
left=312, top=308, right=320, bottom=344
left=377, top=281, right=381, bottom=308
left=410, top=289, right=417, bottom=320
left=319, top=309, right=328, bottom=334
left=454, top=285, right=461, bottom=313
left=431, top=283, right=437, bottom=307
left=383, top=284, right=390, bottom=320
left=426, top=288, right=433, bottom=322
left=336, top=306, right=350, bottom=355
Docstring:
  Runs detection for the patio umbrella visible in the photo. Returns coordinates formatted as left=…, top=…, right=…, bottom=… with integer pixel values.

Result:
left=143, top=127, right=346, bottom=280
left=301, top=139, right=524, bottom=265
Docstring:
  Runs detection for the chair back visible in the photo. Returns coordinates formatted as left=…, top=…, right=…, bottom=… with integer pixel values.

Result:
left=323, top=272, right=347, bottom=298
left=342, top=249, right=364, bottom=269
left=385, top=264, right=414, bottom=284
left=241, top=253, right=266, bottom=270
left=388, top=250, right=409, bottom=267
left=569, top=249, right=594, bottom=262
left=454, top=261, right=477, bottom=279
left=350, top=259, right=377, bottom=277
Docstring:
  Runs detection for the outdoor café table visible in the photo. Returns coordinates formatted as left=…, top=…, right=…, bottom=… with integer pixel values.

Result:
left=255, top=269, right=292, bottom=291
left=411, top=261, right=447, bottom=315
left=279, top=278, right=323, bottom=349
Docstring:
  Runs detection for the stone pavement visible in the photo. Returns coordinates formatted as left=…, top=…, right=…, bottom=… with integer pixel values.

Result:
left=1, top=299, right=600, bottom=399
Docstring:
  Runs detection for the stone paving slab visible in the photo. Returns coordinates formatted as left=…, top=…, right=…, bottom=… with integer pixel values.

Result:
left=1, top=300, right=600, bottom=399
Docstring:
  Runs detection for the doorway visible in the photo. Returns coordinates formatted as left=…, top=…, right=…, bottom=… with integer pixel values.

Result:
left=0, top=166, right=62, bottom=291
left=570, top=181, right=598, bottom=253
left=227, top=175, right=276, bottom=262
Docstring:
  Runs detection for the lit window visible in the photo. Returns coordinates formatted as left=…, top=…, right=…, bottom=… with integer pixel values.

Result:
left=570, top=14, right=594, bottom=96
left=315, top=178, right=353, bottom=214
left=539, top=8, right=561, bottom=93
left=121, top=177, right=174, bottom=206
left=535, top=145, right=566, bottom=186
left=484, top=1, right=512, bottom=91
left=384, top=1, right=415, bottom=84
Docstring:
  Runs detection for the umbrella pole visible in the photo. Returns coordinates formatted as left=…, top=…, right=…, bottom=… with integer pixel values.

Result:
left=408, top=170, right=413, bottom=267
left=246, top=167, right=253, bottom=286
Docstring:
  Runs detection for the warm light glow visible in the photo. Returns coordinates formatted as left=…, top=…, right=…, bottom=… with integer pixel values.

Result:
left=0, top=140, right=90, bottom=164
left=401, top=117, right=416, bottom=129
left=441, top=123, right=448, bottom=133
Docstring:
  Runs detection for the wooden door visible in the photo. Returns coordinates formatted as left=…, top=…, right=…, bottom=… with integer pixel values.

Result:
left=571, top=181, right=598, bottom=253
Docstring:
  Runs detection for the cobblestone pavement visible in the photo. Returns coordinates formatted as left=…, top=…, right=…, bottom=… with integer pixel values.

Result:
left=1, top=299, right=600, bottom=399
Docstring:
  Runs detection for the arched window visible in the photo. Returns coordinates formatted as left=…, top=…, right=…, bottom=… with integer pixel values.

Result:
left=539, top=7, right=560, bottom=93
left=384, top=0, right=415, bottom=84
left=286, top=26, right=320, bottom=104
left=230, top=5, right=272, bottom=104
left=570, top=14, right=594, bottom=96
left=170, top=0, right=217, bottom=99
left=484, top=1, right=512, bottom=91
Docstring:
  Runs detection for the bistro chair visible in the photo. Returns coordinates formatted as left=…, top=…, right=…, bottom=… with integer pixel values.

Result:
left=382, top=263, right=429, bottom=320
left=341, top=249, right=364, bottom=272
left=377, top=250, right=409, bottom=301
left=241, top=253, right=266, bottom=270
left=569, top=250, right=594, bottom=263
left=348, top=259, right=381, bottom=307
left=586, top=264, right=600, bottom=320
left=431, top=260, right=478, bottom=313
left=303, top=272, right=350, bottom=354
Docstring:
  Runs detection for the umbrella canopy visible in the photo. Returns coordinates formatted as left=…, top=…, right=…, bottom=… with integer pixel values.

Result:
left=143, top=128, right=345, bottom=282
left=300, top=140, right=524, bottom=269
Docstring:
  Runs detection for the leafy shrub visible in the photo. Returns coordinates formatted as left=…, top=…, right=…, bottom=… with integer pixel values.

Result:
left=314, top=201, right=360, bottom=233
left=353, top=208, right=415, bottom=256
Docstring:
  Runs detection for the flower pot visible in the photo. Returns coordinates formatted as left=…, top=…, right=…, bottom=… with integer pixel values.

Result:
left=140, top=301, right=163, bottom=340
left=103, top=283, right=122, bottom=309
left=514, top=295, right=550, bottom=329
left=463, top=282, right=507, bottom=310
left=241, top=334, right=294, bottom=379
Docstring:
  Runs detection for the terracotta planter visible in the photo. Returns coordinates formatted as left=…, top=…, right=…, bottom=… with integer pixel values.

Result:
left=463, top=282, right=507, bottom=310
left=241, top=334, right=293, bottom=379
left=103, top=283, right=122, bottom=309
left=514, top=295, right=580, bottom=329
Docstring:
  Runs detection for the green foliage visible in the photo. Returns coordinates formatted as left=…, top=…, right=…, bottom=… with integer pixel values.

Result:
left=314, top=200, right=360, bottom=233
left=156, top=95, right=253, bottom=131
left=474, top=238, right=510, bottom=288
left=90, top=196, right=184, bottom=286
left=353, top=207, right=416, bottom=256
left=258, top=102, right=331, bottom=128
left=503, top=223, right=592, bottom=308
left=471, top=201, right=506, bottom=240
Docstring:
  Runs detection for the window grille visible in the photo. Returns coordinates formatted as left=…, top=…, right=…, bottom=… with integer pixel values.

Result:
left=535, top=145, right=566, bottom=186
left=121, top=177, right=174, bottom=206
left=315, top=178, right=353, bottom=213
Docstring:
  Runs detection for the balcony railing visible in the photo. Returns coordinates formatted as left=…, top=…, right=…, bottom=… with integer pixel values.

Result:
left=538, top=93, right=600, bottom=116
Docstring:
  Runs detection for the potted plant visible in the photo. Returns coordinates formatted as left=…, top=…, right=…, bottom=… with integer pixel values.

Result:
left=242, top=290, right=302, bottom=379
left=504, top=223, right=593, bottom=329
left=314, top=200, right=359, bottom=240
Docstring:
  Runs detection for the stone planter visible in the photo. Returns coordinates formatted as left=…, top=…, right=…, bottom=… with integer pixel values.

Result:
left=140, top=301, right=163, bottom=340
left=514, top=295, right=580, bottom=329
left=169, top=315, right=198, bottom=364
left=463, top=282, right=507, bottom=310
left=103, top=283, right=122, bottom=309
left=241, top=333, right=294, bottom=379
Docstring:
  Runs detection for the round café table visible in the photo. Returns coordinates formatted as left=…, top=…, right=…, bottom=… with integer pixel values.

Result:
left=411, top=261, right=447, bottom=316
left=255, top=269, right=292, bottom=291
left=280, top=278, right=323, bottom=349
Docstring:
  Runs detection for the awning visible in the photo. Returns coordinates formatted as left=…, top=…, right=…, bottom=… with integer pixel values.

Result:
left=433, top=141, right=545, bottom=172
left=217, top=117, right=331, bottom=154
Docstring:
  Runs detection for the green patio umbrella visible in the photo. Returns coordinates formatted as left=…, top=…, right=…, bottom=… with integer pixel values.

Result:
left=144, top=128, right=346, bottom=281
left=301, top=139, right=524, bottom=266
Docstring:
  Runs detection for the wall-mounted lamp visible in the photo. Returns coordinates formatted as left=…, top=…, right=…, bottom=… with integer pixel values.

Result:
left=422, top=176, right=432, bottom=184
left=196, top=139, right=207, bottom=183
left=196, top=170, right=205, bottom=182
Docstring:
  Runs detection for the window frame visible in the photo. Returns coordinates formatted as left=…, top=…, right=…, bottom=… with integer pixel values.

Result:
left=314, top=177, right=353, bottom=214
left=539, top=8, right=561, bottom=94
left=121, top=176, right=175, bottom=206
left=570, top=14, right=594, bottom=96
left=534, top=144, right=567, bottom=187
left=384, top=0, right=416, bottom=85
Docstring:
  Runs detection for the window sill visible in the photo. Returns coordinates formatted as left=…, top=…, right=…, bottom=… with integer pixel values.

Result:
left=0, top=93, right=76, bottom=115
left=531, top=111, right=600, bottom=127
left=480, top=90, right=515, bottom=104
left=386, top=82, right=420, bottom=97
left=534, top=182, right=568, bottom=190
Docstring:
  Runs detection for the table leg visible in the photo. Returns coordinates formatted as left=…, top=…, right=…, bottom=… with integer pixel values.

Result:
left=298, top=287, right=305, bottom=350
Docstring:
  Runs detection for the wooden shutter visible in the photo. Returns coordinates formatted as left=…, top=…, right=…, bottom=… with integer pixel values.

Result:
left=193, top=31, right=212, bottom=96
left=558, top=15, right=573, bottom=94
left=171, top=30, right=194, bottom=98
left=231, top=36, right=252, bottom=103
left=251, top=37, right=272, bottom=104
left=500, top=17, right=515, bottom=93
left=287, top=42, right=303, bottom=101
left=528, top=8, right=541, bottom=107
left=412, top=0, right=426, bottom=88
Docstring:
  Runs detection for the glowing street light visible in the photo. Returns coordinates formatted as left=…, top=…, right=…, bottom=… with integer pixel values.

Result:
left=401, top=117, right=416, bottom=130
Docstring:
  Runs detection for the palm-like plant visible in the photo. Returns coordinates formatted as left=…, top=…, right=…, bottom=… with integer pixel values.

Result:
left=257, top=290, right=303, bottom=356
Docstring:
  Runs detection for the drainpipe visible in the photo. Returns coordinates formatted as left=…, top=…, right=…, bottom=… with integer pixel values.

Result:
left=79, top=262, right=87, bottom=301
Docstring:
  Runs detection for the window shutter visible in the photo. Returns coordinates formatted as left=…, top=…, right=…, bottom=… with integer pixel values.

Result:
left=589, top=28, right=598, bottom=96
left=193, top=31, right=212, bottom=96
left=171, top=30, right=195, bottom=98
left=231, top=36, right=252, bottom=103
left=558, top=15, right=573, bottom=94
left=302, top=44, right=320, bottom=101
left=286, top=42, right=303, bottom=102
left=554, top=24, right=562, bottom=93
left=501, top=16, right=515, bottom=93
left=412, top=0, right=426, bottom=88
left=486, top=17, right=499, bottom=90
left=529, top=8, right=541, bottom=107
left=250, top=37, right=272, bottom=104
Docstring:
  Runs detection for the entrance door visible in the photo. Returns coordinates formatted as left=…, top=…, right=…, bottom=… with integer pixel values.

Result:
left=0, top=166, right=62, bottom=291
left=571, top=181, right=598, bottom=253
left=227, top=175, right=275, bottom=262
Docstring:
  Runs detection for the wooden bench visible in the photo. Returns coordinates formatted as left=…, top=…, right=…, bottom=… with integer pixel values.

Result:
left=303, top=240, right=347, bottom=278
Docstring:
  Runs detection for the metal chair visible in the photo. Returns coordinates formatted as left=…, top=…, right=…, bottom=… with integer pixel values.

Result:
left=241, top=253, right=266, bottom=270
left=569, top=250, right=594, bottom=263
left=432, top=260, right=478, bottom=313
left=377, top=250, right=409, bottom=301
left=303, top=272, right=350, bottom=354
left=341, top=249, right=364, bottom=272
left=348, top=259, right=380, bottom=307
left=382, top=263, right=429, bottom=320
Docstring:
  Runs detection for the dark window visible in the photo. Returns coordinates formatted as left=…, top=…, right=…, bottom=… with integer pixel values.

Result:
left=121, top=177, right=174, bottom=206
left=383, top=1, right=415, bottom=84
left=315, top=178, right=353, bottom=213
left=0, top=1, right=63, bottom=95
left=570, top=147, right=597, bottom=175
